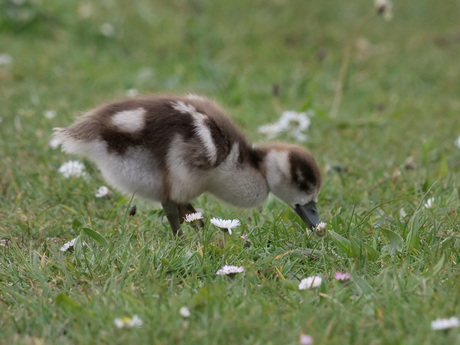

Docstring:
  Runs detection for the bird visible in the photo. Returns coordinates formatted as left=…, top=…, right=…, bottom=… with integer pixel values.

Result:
left=54, top=94, right=322, bottom=235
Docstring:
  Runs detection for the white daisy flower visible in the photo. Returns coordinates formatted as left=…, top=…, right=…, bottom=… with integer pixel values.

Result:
left=216, top=265, right=245, bottom=276
left=314, top=222, right=327, bottom=237
left=95, top=186, right=110, bottom=198
left=278, top=110, right=311, bottom=132
left=374, top=0, right=393, bottom=21
left=44, top=110, right=56, bottom=119
left=292, top=131, right=308, bottom=142
left=334, top=272, right=351, bottom=282
left=49, top=137, right=60, bottom=149
left=0, top=54, right=12, bottom=66
left=100, top=23, right=115, bottom=37
left=423, top=197, right=434, bottom=209
left=77, top=3, right=93, bottom=19
left=258, top=110, right=313, bottom=142
left=184, top=212, right=203, bottom=223
left=114, top=315, right=143, bottom=329
left=179, top=306, right=191, bottom=318
left=258, top=122, right=284, bottom=139
left=399, top=208, right=407, bottom=219
left=60, top=238, right=77, bottom=252
left=431, top=317, right=459, bottom=331
left=299, top=333, right=314, bottom=345
left=210, top=218, right=240, bottom=235
left=58, top=160, right=87, bottom=179
left=455, top=135, right=460, bottom=149
left=298, top=276, right=322, bottom=290
left=126, top=89, right=139, bottom=97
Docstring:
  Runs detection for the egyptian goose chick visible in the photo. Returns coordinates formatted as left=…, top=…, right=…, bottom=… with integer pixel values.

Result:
left=54, top=94, right=322, bottom=234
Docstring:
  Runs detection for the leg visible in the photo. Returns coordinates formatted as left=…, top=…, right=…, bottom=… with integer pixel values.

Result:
left=161, top=200, right=182, bottom=236
left=178, top=203, right=205, bottom=228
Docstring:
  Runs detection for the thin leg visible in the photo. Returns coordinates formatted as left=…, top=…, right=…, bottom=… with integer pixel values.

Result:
left=161, top=200, right=182, bottom=236
left=178, top=203, right=205, bottom=228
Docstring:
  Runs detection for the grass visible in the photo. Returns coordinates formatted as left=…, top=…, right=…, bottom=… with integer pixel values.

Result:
left=1, top=0, right=459, bottom=344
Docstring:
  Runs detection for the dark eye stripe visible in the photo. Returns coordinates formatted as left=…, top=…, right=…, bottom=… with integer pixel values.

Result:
left=289, top=149, right=321, bottom=192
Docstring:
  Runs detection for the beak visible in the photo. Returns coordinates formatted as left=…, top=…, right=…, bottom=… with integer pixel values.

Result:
left=294, top=201, right=320, bottom=230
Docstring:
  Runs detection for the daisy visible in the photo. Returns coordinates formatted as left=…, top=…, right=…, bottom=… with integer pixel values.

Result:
left=49, top=137, right=60, bottom=149
left=126, top=89, right=139, bottom=97
left=44, top=110, right=56, bottom=119
left=314, top=222, right=327, bottom=237
left=374, top=0, right=393, bottom=21
left=58, top=160, right=87, bottom=179
left=60, top=238, right=78, bottom=252
left=292, top=131, right=308, bottom=142
left=179, top=307, right=191, bottom=318
left=258, top=110, right=313, bottom=142
left=216, top=265, right=245, bottom=276
left=210, top=218, right=240, bottom=235
left=95, top=186, right=110, bottom=198
left=100, top=23, right=115, bottom=37
left=334, top=272, right=351, bottom=282
left=77, top=3, right=93, bottom=19
left=299, top=276, right=322, bottom=290
left=431, top=317, right=459, bottom=331
left=423, top=197, right=434, bottom=209
left=114, top=315, right=143, bottom=329
left=278, top=110, right=311, bottom=133
left=0, top=53, right=12, bottom=66
left=184, top=212, right=203, bottom=223
left=455, top=135, right=460, bottom=149
left=299, top=333, right=314, bottom=345
left=258, top=122, right=284, bottom=139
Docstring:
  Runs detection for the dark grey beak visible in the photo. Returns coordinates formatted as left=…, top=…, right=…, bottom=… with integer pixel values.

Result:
left=294, top=201, right=320, bottom=229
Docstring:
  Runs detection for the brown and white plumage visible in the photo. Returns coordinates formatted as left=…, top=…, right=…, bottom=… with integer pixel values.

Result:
left=54, top=94, right=322, bottom=234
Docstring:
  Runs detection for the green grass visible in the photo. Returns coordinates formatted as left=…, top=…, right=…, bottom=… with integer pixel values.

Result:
left=1, top=0, right=459, bottom=344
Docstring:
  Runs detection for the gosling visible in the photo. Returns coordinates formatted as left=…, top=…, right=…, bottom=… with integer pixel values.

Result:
left=54, top=94, right=322, bottom=234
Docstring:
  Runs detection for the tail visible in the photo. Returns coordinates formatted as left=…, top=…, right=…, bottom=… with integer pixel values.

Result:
left=53, top=127, right=92, bottom=157
left=53, top=127, right=68, bottom=141
left=53, top=127, right=69, bottom=149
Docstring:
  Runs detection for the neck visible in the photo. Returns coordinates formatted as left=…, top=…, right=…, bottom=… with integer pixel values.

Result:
left=207, top=143, right=269, bottom=207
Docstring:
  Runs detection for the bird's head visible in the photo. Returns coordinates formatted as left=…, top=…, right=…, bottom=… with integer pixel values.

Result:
left=262, top=144, right=322, bottom=229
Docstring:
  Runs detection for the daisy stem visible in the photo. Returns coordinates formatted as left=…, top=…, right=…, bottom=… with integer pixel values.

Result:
left=330, top=9, right=377, bottom=119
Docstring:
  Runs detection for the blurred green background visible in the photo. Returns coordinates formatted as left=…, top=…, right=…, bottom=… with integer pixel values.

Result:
left=0, top=1, right=459, bottom=344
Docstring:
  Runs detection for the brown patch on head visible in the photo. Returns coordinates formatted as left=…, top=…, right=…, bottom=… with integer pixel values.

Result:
left=288, top=146, right=322, bottom=194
